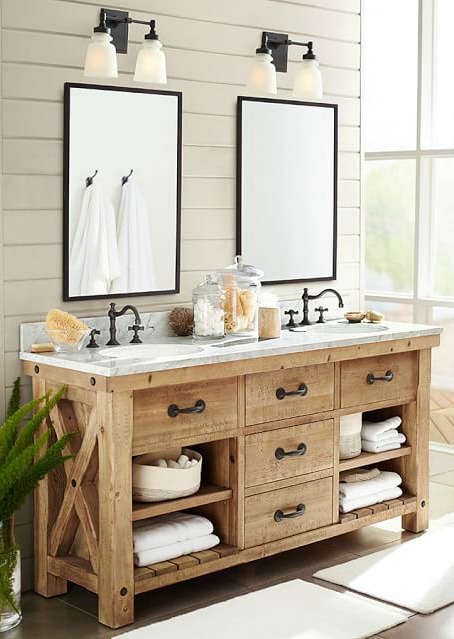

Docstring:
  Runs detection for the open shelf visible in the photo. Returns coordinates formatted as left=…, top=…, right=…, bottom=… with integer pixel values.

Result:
left=339, top=493, right=417, bottom=522
left=134, top=543, right=239, bottom=593
left=339, top=446, right=412, bottom=472
left=132, top=484, right=233, bottom=521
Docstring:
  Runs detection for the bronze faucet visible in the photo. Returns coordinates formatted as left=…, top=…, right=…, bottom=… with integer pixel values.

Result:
left=106, top=302, right=144, bottom=346
left=300, top=288, right=344, bottom=326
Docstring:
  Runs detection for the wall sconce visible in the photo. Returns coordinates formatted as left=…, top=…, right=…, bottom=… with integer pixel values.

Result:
left=84, top=8, right=167, bottom=84
left=247, top=32, right=323, bottom=99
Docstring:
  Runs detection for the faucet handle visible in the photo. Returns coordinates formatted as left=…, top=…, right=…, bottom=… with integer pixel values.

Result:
left=87, top=328, right=100, bottom=349
left=284, top=309, right=299, bottom=327
left=128, top=324, right=144, bottom=344
left=315, top=307, right=329, bottom=324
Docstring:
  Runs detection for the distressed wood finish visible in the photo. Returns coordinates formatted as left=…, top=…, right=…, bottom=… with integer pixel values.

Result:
left=340, top=351, right=418, bottom=408
left=245, top=419, right=334, bottom=487
left=245, top=363, right=334, bottom=425
left=27, top=335, right=437, bottom=629
left=244, top=477, right=333, bottom=548
left=132, top=377, right=238, bottom=451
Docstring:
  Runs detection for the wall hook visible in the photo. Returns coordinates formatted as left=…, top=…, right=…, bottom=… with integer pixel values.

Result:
left=86, top=170, right=98, bottom=187
left=122, top=169, right=134, bottom=185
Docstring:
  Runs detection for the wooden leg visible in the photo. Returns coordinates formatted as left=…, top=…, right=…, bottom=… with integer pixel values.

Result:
left=402, top=349, right=431, bottom=532
left=97, top=391, right=134, bottom=628
left=33, top=378, right=67, bottom=597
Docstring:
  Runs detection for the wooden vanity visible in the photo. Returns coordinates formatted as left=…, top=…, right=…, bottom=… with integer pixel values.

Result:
left=22, top=328, right=440, bottom=628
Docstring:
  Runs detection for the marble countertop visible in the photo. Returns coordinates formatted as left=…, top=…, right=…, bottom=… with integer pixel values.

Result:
left=19, top=321, right=442, bottom=378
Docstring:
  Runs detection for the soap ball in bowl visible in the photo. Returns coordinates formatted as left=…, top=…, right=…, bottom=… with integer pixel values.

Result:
left=169, top=307, right=194, bottom=337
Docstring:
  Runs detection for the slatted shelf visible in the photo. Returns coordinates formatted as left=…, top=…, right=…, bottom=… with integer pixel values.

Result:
left=134, top=544, right=239, bottom=593
left=339, top=446, right=412, bottom=472
left=132, top=484, right=233, bottom=521
left=339, top=493, right=417, bottom=523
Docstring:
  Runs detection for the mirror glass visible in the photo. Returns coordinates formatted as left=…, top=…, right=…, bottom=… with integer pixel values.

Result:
left=237, top=97, right=337, bottom=284
left=63, top=83, right=182, bottom=300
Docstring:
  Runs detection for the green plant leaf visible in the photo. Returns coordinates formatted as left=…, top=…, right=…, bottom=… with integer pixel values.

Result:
left=0, top=430, right=50, bottom=504
left=6, top=378, right=21, bottom=419
left=0, top=394, right=48, bottom=468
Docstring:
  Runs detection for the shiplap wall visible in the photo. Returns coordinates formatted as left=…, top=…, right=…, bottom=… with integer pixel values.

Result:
left=0, top=0, right=361, bottom=589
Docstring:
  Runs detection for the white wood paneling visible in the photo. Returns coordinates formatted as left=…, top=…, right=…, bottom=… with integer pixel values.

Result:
left=1, top=0, right=361, bottom=586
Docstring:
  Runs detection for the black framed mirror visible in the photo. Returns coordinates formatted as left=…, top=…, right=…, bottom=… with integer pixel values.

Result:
left=237, top=96, right=337, bottom=285
left=63, top=83, right=182, bottom=301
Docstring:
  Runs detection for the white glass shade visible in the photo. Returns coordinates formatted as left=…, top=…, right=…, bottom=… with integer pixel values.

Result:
left=84, top=32, right=118, bottom=78
left=292, top=59, right=323, bottom=99
left=247, top=52, right=277, bottom=95
left=134, top=40, right=167, bottom=84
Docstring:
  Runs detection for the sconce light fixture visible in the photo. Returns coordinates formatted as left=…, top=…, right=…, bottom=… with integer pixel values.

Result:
left=84, top=8, right=167, bottom=84
left=247, top=32, right=323, bottom=99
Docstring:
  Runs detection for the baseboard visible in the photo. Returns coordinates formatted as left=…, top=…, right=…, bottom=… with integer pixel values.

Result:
left=430, top=442, right=454, bottom=455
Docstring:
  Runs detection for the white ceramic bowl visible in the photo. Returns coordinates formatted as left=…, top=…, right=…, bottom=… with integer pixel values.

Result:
left=132, top=448, right=202, bottom=502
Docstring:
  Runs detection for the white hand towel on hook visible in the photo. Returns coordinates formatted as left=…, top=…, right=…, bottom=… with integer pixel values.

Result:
left=69, top=180, right=121, bottom=296
left=111, top=176, right=156, bottom=293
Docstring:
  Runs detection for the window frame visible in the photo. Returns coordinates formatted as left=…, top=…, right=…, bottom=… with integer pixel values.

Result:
left=363, top=0, right=454, bottom=326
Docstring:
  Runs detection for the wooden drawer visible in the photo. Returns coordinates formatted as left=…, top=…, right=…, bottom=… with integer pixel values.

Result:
left=245, top=364, right=334, bottom=426
left=132, top=377, right=238, bottom=450
left=340, top=352, right=418, bottom=409
left=244, top=477, right=333, bottom=548
left=245, top=419, right=334, bottom=488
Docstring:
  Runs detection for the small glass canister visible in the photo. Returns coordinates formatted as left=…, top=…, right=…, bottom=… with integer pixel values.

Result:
left=192, top=275, right=225, bottom=340
left=217, top=256, right=264, bottom=336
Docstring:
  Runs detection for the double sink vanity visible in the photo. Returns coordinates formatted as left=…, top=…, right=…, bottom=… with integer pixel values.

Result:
left=21, top=314, right=441, bottom=628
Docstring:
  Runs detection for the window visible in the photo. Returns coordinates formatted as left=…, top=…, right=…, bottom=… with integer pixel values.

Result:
left=364, top=0, right=454, bottom=393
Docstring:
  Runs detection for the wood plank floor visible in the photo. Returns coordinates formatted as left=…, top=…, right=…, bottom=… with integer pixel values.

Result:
left=430, top=389, right=454, bottom=445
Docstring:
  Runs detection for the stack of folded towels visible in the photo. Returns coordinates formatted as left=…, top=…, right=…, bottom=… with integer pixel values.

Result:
left=361, top=416, right=406, bottom=454
left=339, top=467, right=403, bottom=513
left=133, top=512, right=220, bottom=567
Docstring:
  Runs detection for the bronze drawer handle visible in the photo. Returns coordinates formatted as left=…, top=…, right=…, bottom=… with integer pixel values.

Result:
left=366, top=370, right=394, bottom=385
left=276, top=383, right=308, bottom=400
left=274, top=503, right=306, bottom=522
left=168, top=399, right=206, bottom=418
left=275, top=443, right=307, bottom=460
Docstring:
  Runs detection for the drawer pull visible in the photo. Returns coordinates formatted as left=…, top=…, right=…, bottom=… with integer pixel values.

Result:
left=276, top=383, right=308, bottom=401
left=366, top=370, right=394, bottom=385
left=274, top=503, right=306, bottom=522
left=167, top=399, right=206, bottom=418
left=275, top=443, right=307, bottom=460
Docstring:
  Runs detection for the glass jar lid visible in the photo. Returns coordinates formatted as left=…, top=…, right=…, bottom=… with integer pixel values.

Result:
left=218, top=255, right=264, bottom=280
left=193, top=274, right=223, bottom=295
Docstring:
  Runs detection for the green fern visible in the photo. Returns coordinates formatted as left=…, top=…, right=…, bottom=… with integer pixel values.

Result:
left=6, top=379, right=21, bottom=418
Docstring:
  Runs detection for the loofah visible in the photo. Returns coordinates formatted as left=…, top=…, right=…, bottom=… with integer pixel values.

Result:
left=46, top=309, right=88, bottom=344
left=169, top=307, right=194, bottom=337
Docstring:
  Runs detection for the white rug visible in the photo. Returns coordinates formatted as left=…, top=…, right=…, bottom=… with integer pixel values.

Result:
left=117, top=579, right=409, bottom=639
left=315, top=526, right=454, bottom=614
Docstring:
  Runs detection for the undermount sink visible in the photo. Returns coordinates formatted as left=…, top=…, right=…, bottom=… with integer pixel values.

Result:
left=309, top=321, right=389, bottom=335
left=98, top=343, right=204, bottom=361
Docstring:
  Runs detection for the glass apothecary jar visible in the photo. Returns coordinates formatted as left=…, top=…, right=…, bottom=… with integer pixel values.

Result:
left=192, top=275, right=225, bottom=340
left=217, top=256, right=264, bottom=336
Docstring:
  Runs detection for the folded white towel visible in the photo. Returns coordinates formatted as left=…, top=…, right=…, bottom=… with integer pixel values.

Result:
left=134, top=533, right=220, bottom=567
left=361, top=417, right=402, bottom=442
left=362, top=428, right=400, bottom=443
left=339, top=486, right=403, bottom=513
left=339, top=470, right=402, bottom=499
left=133, top=512, right=213, bottom=553
left=361, top=434, right=406, bottom=454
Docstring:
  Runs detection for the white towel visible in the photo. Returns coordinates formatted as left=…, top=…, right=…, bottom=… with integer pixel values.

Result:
left=133, top=512, right=213, bottom=553
left=111, top=177, right=156, bottom=294
left=362, top=428, right=400, bottom=443
left=339, top=486, right=403, bottom=513
left=69, top=181, right=121, bottom=296
left=361, top=417, right=402, bottom=441
left=361, top=434, right=406, bottom=454
left=339, top=470, right=402, bottom=500
left=134, top=533, right=220, bottom=567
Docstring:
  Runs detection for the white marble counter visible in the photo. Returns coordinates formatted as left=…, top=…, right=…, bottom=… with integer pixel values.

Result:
left=19, top=320, right=441, bottom=378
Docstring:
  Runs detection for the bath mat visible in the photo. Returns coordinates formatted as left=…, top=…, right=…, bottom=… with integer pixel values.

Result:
left=314, top=526, right=454, bottom=614
left=116, top=579, right=409, bottom=638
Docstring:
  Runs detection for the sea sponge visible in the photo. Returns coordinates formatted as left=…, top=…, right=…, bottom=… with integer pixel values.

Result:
left=46, top=309, right=89, bottom=344
left=169, top=307, right=194, bottom=337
